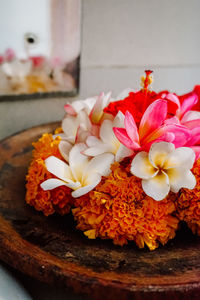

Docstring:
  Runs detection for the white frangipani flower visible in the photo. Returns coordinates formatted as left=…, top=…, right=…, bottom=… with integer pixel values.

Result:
left=89, top=91, right=113, bottom=124
left=61, top=110, right=92, bottom=144
left=56, top=92, right=114, bottom=145
left=64, top=91, right=113, bottom=122
left=130, top=142, right=196, bottom=201
left=84, top=111, right=134, bottom=161
left=64, top=96, right=97, bottom=116
left=41, top=143, right=114, bottom=198
left=58, top=140, right=72, bottom=162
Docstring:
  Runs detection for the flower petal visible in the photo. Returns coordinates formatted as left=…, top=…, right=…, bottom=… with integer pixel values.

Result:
left=41, top=178, right=67, bottom=190
left=90, top=92, right=111, bottom=123
left=142, top=132, right=175, bottom=151
left=62, top=111, right=92, bottom=144
left=86, top=136, right=103, bottom=147
left=69, top=143, right=89, bottom=181
left=113, top=111, right=125, bottom=127
left=130, top=151, right=158, bottom=179
left=164, top=147, right=195, bottom=169
left=59, top=140, right=72, bottom=162
left=142, top=171, right=170, bottom=201
left=139, top=99, right=167, bottom=140
left=181, top=111, right=200, bottom=123
left=103, top=91, right=112, bottom=107
left=165, top=125, right=191, bottom=148
left=82, top=96, right=98, bottom=114
left=149, top=142, right=175, bottom=168
left=100, top=120, right=114, bottom=143
left=41, top=178, right=80, bottom=190
left=115, top=144, right=134, bottom=162
left=72, top=173, right=102, bottom=198
left=124, top=111, right=139, bottom=142
left=186, top=126, right=200, bottom=146
left=99, top=120, right=120, bottom=153
left=62, top=115, right=79, bottom=143
left=165, top=93, right=180, bottom=112
left=91, top=124, right=100, bottom=137
left=84, top=145, right=108, bottom=156
left=64, top=104, right=77, bottom=116
left=75, top=126, right=91, bottom=143
left=45, top=156, right=73, bottom=182
left=86, top=113, right=126, bottom=157
left=166, top=168, right=196, bottom=193
left=146, top=124, right=191, bottom=148
left=84, top=153, right=114, bottom=177
left=180, top=93, right=198, bottom=118
left=77, top=110, right=92, bottom=131
left=164, top=116, right=180, bottom=125
left=64, top=97, right=96, bottom=115
left=66, top=100, right=85, bottom=114
left=113, top=127, right=140, bottom=150
left=183, top=119, right=200, bottom=130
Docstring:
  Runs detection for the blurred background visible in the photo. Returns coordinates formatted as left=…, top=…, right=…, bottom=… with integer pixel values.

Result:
left=0, top=0, right=200, bottom=140
left=0, top=0, right=200, bottom=299
left=0, top=0, right=80, bottom=96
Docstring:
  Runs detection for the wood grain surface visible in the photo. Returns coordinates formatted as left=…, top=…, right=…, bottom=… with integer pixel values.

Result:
left=0, top=123, right=200, bottom=300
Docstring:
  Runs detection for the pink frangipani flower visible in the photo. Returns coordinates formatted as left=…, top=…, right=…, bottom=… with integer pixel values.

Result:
left=113, top=99, right=191, bottom=152
left=161, top=92, right=198, bottom=120
left=164, top=92, right=200, bottom=159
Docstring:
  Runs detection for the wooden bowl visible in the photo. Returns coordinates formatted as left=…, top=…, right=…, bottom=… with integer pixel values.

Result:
left=0, top=123, right=200, bottom=300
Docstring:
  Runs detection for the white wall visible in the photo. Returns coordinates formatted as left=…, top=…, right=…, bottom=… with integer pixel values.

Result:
left=82, top=0, right=200, bottom=68
left=79, top=0, right=200, bottom=97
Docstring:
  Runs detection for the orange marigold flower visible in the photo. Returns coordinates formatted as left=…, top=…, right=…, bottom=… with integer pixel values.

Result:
left=175, top=159, right=200, bottom=235
left=32, top=133, right=62, bottom=160
left=73, top=162, right=179, bottom=250
left=26, top=132, right=74, bottom=216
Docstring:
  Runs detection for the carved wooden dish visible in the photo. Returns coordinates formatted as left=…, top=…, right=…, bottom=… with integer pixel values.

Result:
left=0, top=123, right=200, bottom=300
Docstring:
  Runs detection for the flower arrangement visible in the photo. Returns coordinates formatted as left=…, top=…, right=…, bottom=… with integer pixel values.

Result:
left=26, top=71, right=200, bottom=250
